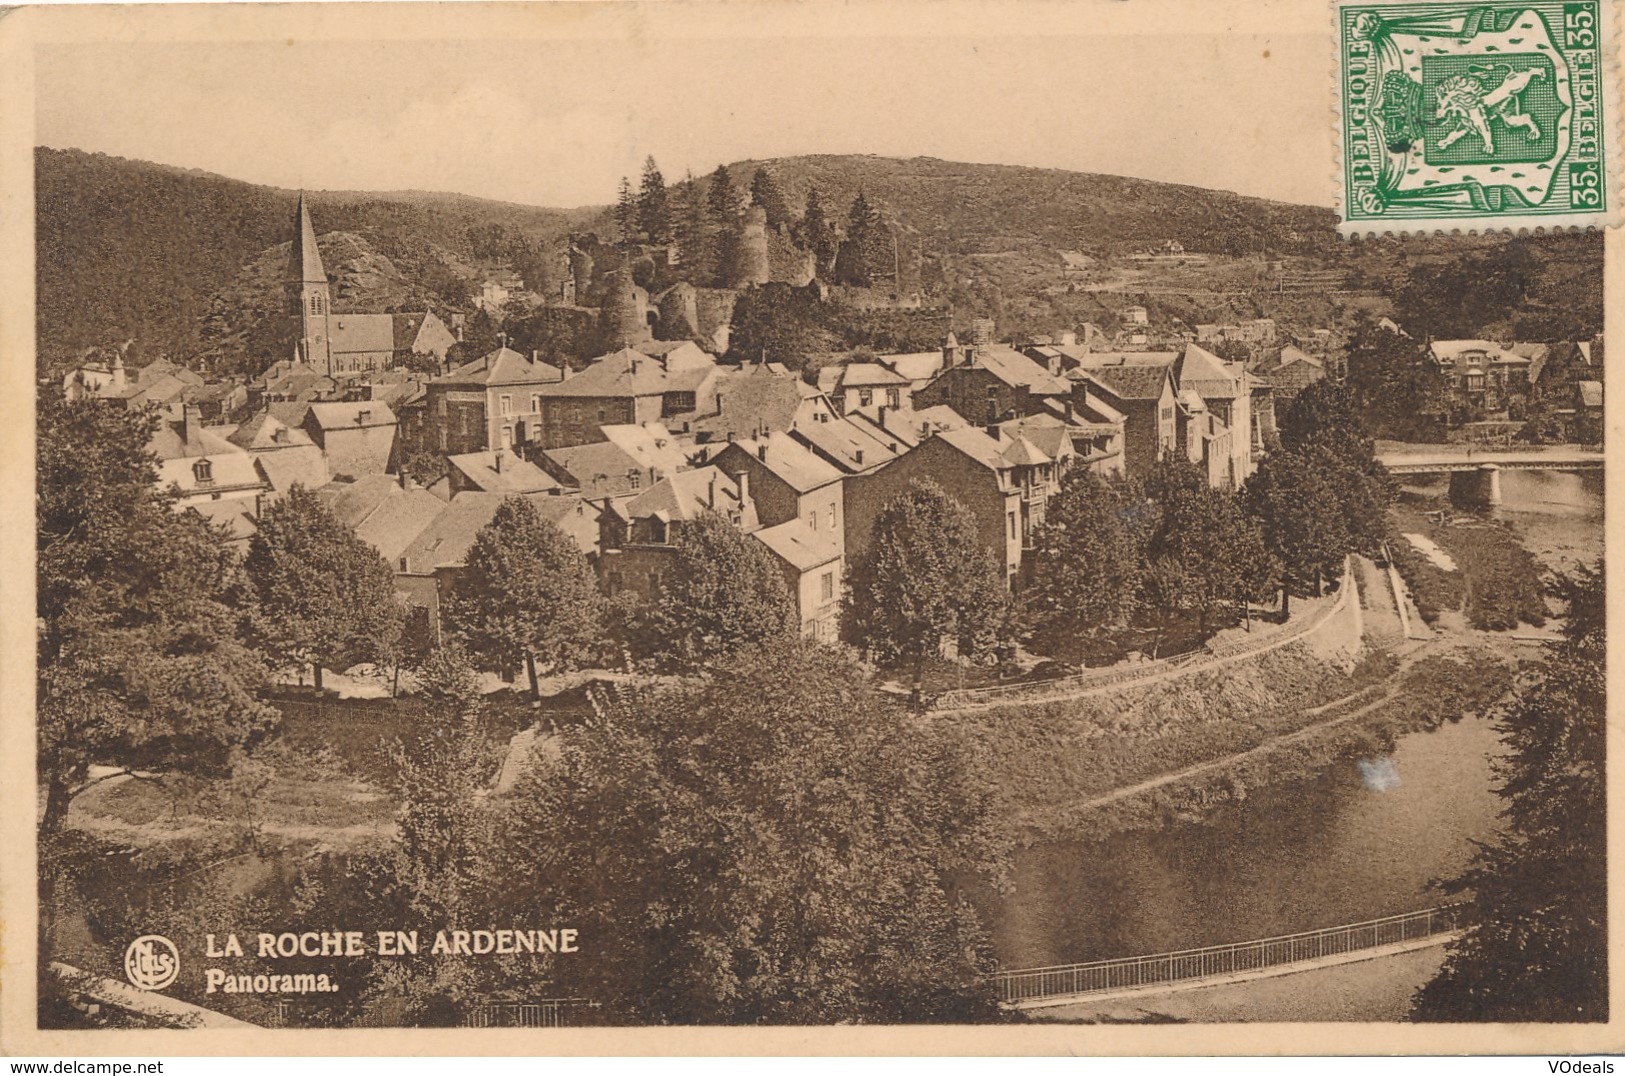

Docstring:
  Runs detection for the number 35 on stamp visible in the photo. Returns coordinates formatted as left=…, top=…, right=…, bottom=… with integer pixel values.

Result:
left=1337, top=0, right=1617, bottom=233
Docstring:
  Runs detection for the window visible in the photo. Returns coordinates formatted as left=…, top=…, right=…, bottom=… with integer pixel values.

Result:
left=531, top=394, right=542, bottom=413
left=501, top=426, right=513, bottom=448
left=821, top=571, right=835, bottom=602
left=827, top=504, right=836, bottom=529
left=629, top=471, right=641, bottom=490
left=887, top=388, right=901, bottom=408
left=809, top=510, right=818, bottom=532
left=192, top=458, right=213, bottom=484
left=858, top=388, right=874, bottom=407
left=499, top=395, right=512, bottom=416
left=1008, top=511, right=1017, bottom=540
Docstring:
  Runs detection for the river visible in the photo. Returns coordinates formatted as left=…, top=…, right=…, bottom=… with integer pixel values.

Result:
left=992, top=466, right=1602, bottom=970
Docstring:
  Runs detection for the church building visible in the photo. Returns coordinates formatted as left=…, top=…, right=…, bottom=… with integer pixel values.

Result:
left=288, top=195, right=458, bottom=375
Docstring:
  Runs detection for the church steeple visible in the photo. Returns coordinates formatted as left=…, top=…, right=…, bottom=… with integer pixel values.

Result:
left=289, top=193, right=333, bottom=372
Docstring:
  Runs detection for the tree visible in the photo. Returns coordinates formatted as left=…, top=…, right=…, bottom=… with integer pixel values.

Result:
left=37, top=396, right=278, bottom=839
left=637, top=156, right=671, bottom=245
left=1244, top=447, right=1351, bottom=618
left=1413, top=563, right=1606, bottom=1021
left=672, top=169, right=713, bottom=284
left=1142, top=458, right=1277, bottom=635
left=1343, top=318, right=1449, bottom=440
left=636, top=511, right=798, bottom=668
left=749, top=168, right=793, bottom=232
left=244, top=485, right=406, bottom=691
left=614, top=177, right=637, bottom=243
left=1025, top=469, right=1148, bottom=645
left=798, top=186, right=838, bottom=278
left=724, top=282, right=841, bottom=366
left=1276, top=380, right=1393, bottom=557
left=494, top=640, right=1009, bottom=1023
left=842, top=479, right=1011, bottom=690
left=706, top=164, right=742, bottom=286
left=833, top=190, right=892, bottom=288
left=442, top=497, right=602, bottom=696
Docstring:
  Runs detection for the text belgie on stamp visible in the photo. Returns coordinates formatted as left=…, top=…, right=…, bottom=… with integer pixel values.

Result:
left=1336, top=0, right=1618, bottom=234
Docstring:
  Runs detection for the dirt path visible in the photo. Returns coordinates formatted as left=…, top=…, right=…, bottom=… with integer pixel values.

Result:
left=1068, top=640, right=1438, bottom=812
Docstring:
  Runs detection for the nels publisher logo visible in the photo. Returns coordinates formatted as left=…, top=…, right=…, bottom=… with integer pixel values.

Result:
left=124, top=934, right=180, bottom=991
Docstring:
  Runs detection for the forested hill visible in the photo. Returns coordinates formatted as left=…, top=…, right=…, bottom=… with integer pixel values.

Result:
left=35, top=147, right=591, bottom=372
left=722, top=155, right=1340, bottom=257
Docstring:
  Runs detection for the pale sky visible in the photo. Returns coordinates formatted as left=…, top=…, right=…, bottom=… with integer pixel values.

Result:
left=34, top=2, right=1336, bottom=209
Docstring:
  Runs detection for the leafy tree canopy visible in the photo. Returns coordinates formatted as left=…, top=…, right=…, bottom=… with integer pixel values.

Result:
left=1413, top=563, right=1606, bottom=1021
left=494, top=639, right=1010, bottom=1023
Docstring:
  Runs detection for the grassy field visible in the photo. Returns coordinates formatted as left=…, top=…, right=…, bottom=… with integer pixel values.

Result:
left=1390, top=499, right=1549, bottom=630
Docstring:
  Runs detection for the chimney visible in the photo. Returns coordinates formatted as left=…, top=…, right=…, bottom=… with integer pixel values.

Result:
left=756, top=440, right=768, bottom=462
left=854, top=449, right=864, bottom=467
left=495, top=448, right=505, bottom=474
left=733, top=470, right=750, bottom=507
left=398, top=470, right=408, bottom=489
left=707, top=472, right=716, bottom=508
left=877, top=404, right=887, bottom=425
left=972, top=316, right=995, bottom=361
left=182, top=403, right=201, bottom=445
left=357, top=408, right=371, bottom=426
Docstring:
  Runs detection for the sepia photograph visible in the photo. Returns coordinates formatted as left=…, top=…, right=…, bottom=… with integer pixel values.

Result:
left=3, top=0, right=1617, bottom=1055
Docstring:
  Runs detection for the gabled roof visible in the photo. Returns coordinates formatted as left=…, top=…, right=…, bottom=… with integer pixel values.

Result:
left=306, top=401, right=398, bottom=429
left=996, top=413, right=1073, bottom=460
left=398, top=492, right=509, bottom=573
left=1000, top=433, right=1053, bottom=467
left=1578, top=381, right=1603, bottom=407
left=255, top=444, right=331, bottom=495
left=1274, top=345, right=1324, bottom=369
left=754, top=516, right=843, bottom=572
left=185, top=500, right=259, bottom=544
left=933, top=425, right=1011, bottom=473
left=1174, top=343, right=1244, bottom=400
left=447, top=450, right=561, bottom=495
left=156, top=451, right=265, bottom=495
left=227, top=412, right=315, bottom=450
left=693, top=364, right=814, bottom=441
left=436, top=347, right=564, bottom=387
left=600, top=423, right=692, bottom=474
left=881, top=351, right=947, bottom=386
left=624, top=466, right=747, bottom=524
left=820, top=362, right=912, bottom=392
left=328, top=314, right=398, bottom=355
left=267, top=401, right=313, bottom=429
left=538, top=347, right=691, bottom=398
left=967, top=344, right=1072, bottom=395
left=323, top=475, right=445, bottom=561
left=717, top=432, right=844, bottom=493
left=791, top=413, right=902, bottom=474
left=149, top=416, right=243, bottom=461
left=1076, top=365, right=1172, bottom=402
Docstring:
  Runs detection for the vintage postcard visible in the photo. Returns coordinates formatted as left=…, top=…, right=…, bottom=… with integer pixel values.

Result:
left=0, top=0, right=1619, bottom=1057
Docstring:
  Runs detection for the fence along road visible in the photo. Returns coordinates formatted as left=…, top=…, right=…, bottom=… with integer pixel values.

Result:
left=992, top=905, right=1463, bottom=1008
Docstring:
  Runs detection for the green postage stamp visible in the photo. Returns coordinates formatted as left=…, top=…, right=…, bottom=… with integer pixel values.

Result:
left=1337, top=0, right=1618, bottom=233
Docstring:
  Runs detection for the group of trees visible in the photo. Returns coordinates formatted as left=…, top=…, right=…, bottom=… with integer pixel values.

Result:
left=608, top=156, right=897, bottom=291
left=1413, top=562, right=1606, bottom=1021
left=1027, top=381, right=1392, bottom=653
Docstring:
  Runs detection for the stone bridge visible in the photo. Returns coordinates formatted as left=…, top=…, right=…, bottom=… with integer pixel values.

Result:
left=1377, top=447, right=1603, bottom=507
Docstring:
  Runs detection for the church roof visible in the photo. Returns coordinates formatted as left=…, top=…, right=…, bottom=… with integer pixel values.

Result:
left=289, top=194, right=328, bottom=285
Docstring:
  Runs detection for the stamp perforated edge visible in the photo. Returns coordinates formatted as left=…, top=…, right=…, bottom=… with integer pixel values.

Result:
left=1331, top=0, right=1624, bottom=237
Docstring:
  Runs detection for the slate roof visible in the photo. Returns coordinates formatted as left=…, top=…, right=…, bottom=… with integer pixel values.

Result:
left=1174, top=344, right=1244, bottom=400
left=754, top=517, right=843, bottom=572
left=791, top=414, right=902, bottom=474
left=156, top=451, right=265, bottom=495
left=538, top=347, right=697, bottom=398
left=255, top=444, right=332, bottom=495
left=969, top=344, right=1072, bottom=395
left=185, top=501, right=259, bottom=544
left=149, top=416, right=242, bottom=461
left=718, top=433, right=844, bottom=492
left=1578, top=381, right=1603, bottom=408
left=329, top=314, right=398, bottom=355
left=398, top=493, right=509, bottom=573
left=323, top=475, right=446, bottom=561
left=693, top=364, right=812, bottom=441
left=289, top=195, right=327, bottom=284
left=933, top=425, right=1011, bottom=473
left=436, top=347, right=564, bottom=387
left=624, top=467, right=749, bottom=524
left=1075, top=365, right=1172, bottom=402
left=819, top=362, right=912, bottom=393
left=306, top=401, right=398, bottom=430
left=227, top=412, right=314, bottom=450
left=881, top=351, right=947, bottom=387
left=447, top=450, right=561, bottom=495
left=996, top=413, right=1072, bottom=460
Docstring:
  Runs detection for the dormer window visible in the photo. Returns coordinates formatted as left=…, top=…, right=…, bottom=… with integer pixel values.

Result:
left=193, top=458, right=214, bottom=485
